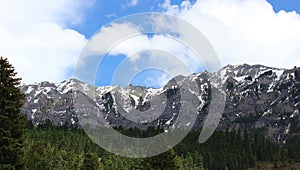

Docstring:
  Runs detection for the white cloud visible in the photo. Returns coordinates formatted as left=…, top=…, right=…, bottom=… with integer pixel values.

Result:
left=79, top=22, right=202, bottom=86
left=0, top=0, right=89, bottom=83
left=121, top=0, right=139, bottom=8
left=76, top=0, right=300, bottom=87
left=144, top=72, right=171, bottom=87
left=128, top=0, right=139, bottom=7
left=106, top=13, right=117, bottom=18
left=164, top=0, right=300, bottom=69
left=85, top=23, right=141, bottom=57
left=110, top=35, right=202, bottom=72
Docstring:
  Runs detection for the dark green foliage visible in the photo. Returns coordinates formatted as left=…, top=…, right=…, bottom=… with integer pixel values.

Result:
left=0, top=57, right=26, bottom=169
left=38, top=118, right=53, bottom=129
left=23, top=127, right=99, bottom=170
left=25, top=120, right=34, bottom=130
left=114, top=126, right=163, bottom=138
left=141, top=149, right=179, bottom=170
left=174, top=128, right=292, bottom=170
left=179, top=152, right=204, bottom=170
left=20, top=124, right=300, bottom=170
left=81, top=152, right=101, bottom=170
left=285, top=136, right=300, bottom=162
left=23, top=141, right=51, bottom=170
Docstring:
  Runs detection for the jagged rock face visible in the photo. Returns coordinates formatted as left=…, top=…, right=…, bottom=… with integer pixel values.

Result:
left=20, top=64, right=300, bottom=143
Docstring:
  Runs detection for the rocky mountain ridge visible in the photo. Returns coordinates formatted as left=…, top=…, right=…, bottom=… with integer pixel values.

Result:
left=20, top=64, right=300, bottom=143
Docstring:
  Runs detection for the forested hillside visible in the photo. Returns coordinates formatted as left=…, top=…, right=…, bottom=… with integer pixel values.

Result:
left=22, top=121, right=300, bottom=170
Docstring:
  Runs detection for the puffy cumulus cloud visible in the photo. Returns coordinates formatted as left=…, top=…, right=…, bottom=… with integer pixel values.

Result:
left=110, top=33, right=202, bottom=71
left=0, top=0, right=91, bottom=28
left=1, top=23, right=86, bottom=83
left=79, top=21, right=204, bottom=87
left=0, top=0, right=89, bottom=83
left=80, top=12, right=221, bottom=87
left=78, top=0, right=300, bottom=87
left=164, top=0, right=300, bottom=69
left=84, top=23, right=141, bottom=57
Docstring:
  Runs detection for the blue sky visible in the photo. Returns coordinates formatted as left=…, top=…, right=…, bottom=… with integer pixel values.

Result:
left=70, top=0, right=198, bottom=39
left=0, top=0, right=300, bottom=87
left=72, top=0, right=299, bottom=39
left=267, top=0, right=300, bottom=13
left=72, top=0, right=300, bottom=87
left=71, top=0, right=199, bottom=87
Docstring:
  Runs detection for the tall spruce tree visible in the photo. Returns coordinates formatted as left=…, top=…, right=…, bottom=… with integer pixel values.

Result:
left=0, top=57, right=26, bottom=169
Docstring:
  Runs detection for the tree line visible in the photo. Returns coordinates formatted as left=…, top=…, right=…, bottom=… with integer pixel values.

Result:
left=19, top=122, right=300, bottom=170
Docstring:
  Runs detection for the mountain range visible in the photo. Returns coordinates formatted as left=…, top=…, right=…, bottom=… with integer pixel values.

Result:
left=20, top=64, right=300, bottom=144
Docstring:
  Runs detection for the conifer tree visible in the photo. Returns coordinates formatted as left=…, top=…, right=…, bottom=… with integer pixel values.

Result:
left=141, top=149, right=179, bottom=170
left=81, top=152, right=101, bottom=170
left=0, top=57, right=26, bottom=169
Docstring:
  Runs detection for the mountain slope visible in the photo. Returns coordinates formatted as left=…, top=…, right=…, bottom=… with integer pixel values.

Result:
left=20, top=64, right=300, bottom=143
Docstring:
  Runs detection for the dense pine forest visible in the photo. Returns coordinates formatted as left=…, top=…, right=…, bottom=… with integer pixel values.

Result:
left=21, top=121, right=300, bottom=170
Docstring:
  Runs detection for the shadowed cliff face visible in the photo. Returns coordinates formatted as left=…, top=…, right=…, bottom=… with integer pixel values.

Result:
left=20, top=64, right=300, bottom=143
